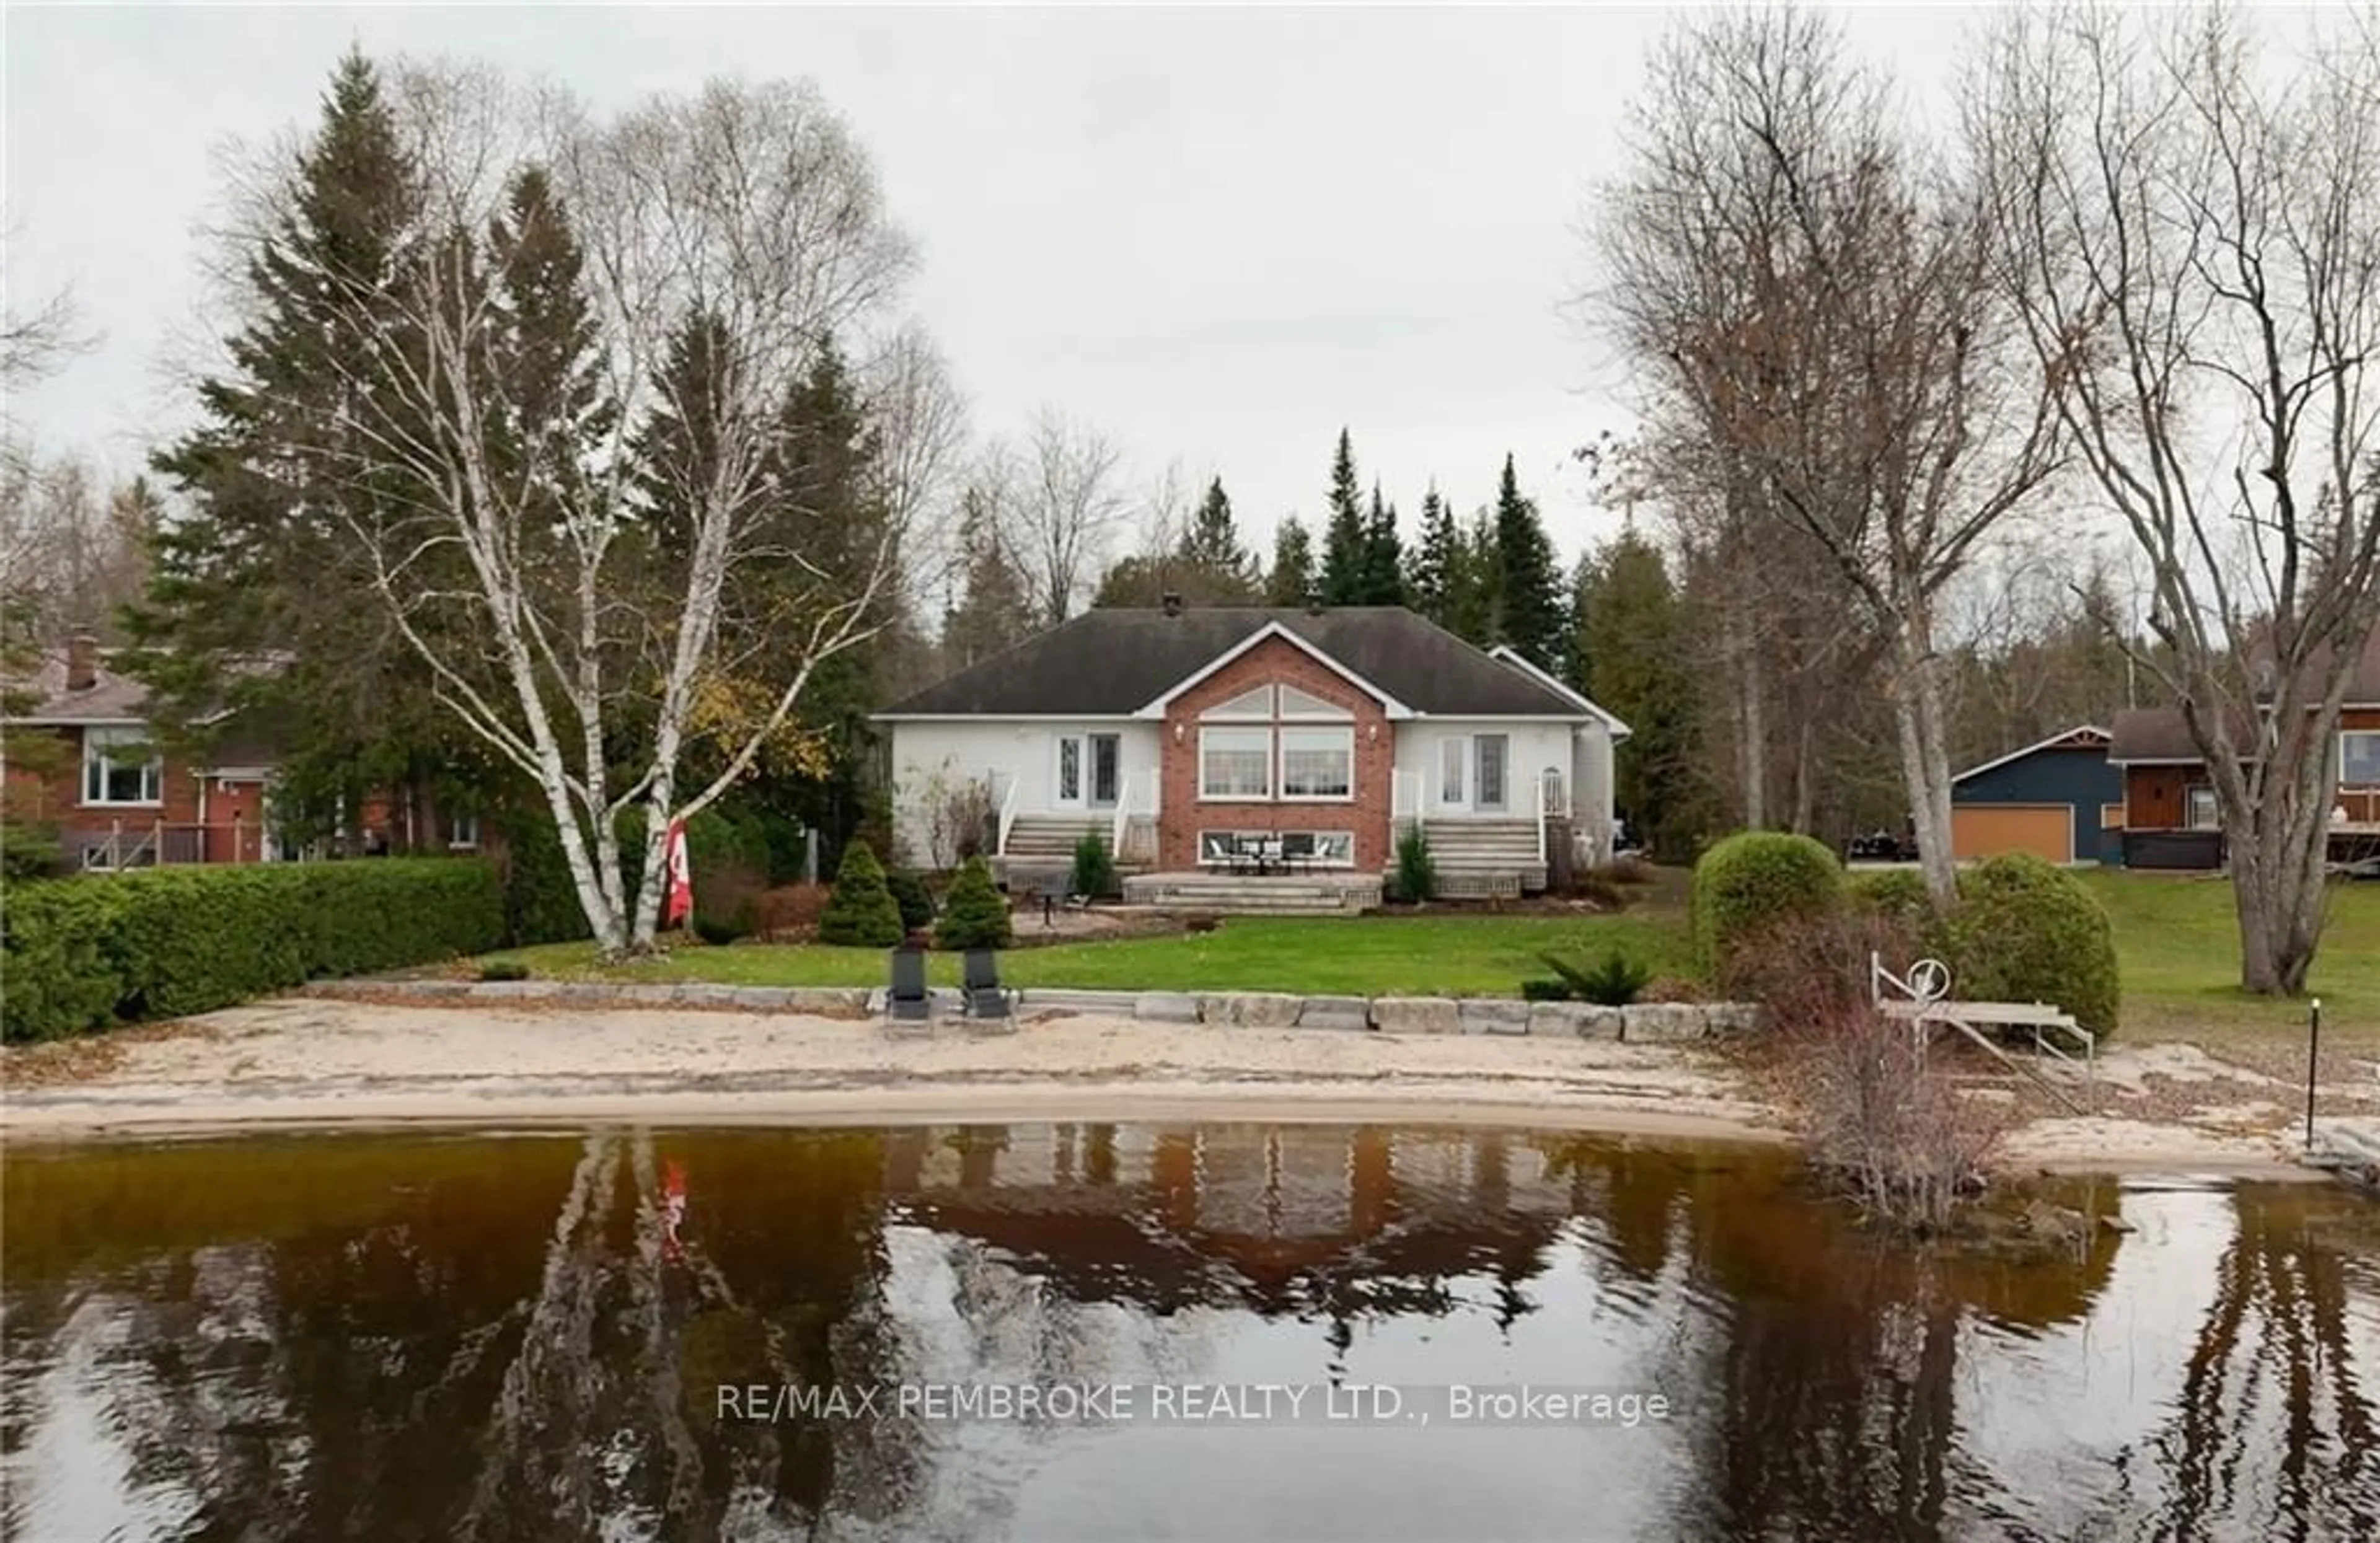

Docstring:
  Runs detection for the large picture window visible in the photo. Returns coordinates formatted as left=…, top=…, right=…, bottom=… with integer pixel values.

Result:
left=1200, top=728, right=1272, bottom=799
left=81, top=728, right=162, bottom=807
left=1279, top=726, right=1354, bottom=799
left=2343, top=730, right=2380, bottom=788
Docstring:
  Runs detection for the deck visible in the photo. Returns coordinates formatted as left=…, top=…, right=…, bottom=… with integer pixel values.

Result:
left=1120, top=870, right=1385, bottom=915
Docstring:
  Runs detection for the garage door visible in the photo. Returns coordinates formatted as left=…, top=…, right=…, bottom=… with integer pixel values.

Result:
left=1952, top=804, right=2073, bottom=863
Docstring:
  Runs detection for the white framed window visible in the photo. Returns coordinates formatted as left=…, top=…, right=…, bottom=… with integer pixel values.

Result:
left=81, top=728, right=162, bottom=807
left=1205, top=685, right=1274, bottom=719
left=1200, top=727, right=1272, bottom=799
left=2185, top=785, right=2219, bottom=830
left=1280, top=830, right=1355, bottom=866
left=1279, top=726, right=1354, bottom=799
left=1277, top=684, right=1352, bottom=720
left=1056, top=736, right=1083, bottom=802
left=2342, top=730, right=2380, bottom=788
left=448, top=811, right=482, bottom=850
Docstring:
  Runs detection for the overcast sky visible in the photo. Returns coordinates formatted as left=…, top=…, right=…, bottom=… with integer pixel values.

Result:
left=9, top=4, right=1988, bottom=566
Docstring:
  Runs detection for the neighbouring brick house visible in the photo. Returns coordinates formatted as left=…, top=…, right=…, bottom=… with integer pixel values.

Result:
left=2, top=634, right=483, bottom=871
left=876, top=601, right=1630, bottom=896
left=2106, top=630, right=2380, bottom=870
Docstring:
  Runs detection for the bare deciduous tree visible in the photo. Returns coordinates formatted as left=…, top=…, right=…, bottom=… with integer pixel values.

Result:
left=1972, top=4, right=2380, bottom=993
left=249, top=68, right=920, bottom=954
left=1592, top=9, right=2061, bottom=904
left=1012, top=407, right=1127, bottom=625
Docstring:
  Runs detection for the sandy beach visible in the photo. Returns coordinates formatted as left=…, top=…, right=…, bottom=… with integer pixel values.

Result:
left=1, top=995, right=2355, bottom=1178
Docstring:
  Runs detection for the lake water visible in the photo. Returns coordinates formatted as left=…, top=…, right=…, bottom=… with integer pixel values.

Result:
left=5, top=1124, right=2379, bottom=1542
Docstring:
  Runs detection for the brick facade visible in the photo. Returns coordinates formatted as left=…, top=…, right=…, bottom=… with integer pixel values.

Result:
left=1157, top=635, right=1395, bottom=870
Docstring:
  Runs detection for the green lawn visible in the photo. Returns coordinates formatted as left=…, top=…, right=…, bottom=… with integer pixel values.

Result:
left=475, top=870, right=2380, bottom=1045
left=484, top=912, right=1698, bottom=1000
left=2073, top=869, right=2380, bottom=1044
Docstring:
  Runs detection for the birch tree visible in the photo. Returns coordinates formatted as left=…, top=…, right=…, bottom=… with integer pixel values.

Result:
left=1011, top=408, right=1128, bottom=625
left=1971, top=4, right=2380, bottom=993
left=1593, top=9, right=2061, bottom=905
left=174, top=63, right=920, bottom=954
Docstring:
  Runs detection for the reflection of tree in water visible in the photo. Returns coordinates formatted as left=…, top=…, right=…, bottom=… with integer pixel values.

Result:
left=2107, top=1187, right=2380, bottom=1542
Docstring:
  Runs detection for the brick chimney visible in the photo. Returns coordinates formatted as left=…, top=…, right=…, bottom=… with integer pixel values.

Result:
left=1160, top=591, right=1183, bottom=618
left=65, top=631, right=100, bottom=693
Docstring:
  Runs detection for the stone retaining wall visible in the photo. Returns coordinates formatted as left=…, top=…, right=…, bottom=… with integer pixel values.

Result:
left=301, top=979, right=1761, bottom=1042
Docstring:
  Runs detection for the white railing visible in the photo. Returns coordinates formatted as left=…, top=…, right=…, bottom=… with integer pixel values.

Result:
left=1111, top=770, right=1135, bottom=856
left=1534, top=771, right=1548, bottom=868
left=996, top=774, right=1019, bottom=858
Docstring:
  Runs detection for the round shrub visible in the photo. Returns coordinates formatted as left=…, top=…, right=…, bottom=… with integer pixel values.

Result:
left=934, top=856, right=1014, bottom=950
left=1933, top=853, right=2120, bottom=1040
left=816, top=840, right=904, bottom=947
left=1849, top=867, right=1936, bottom=928
left=1692, top=830, right=1845, bottom=975
left=886, top=869, right=937, bottom=932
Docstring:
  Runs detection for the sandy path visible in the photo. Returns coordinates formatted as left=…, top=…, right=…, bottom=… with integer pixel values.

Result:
left=0, top=998, right=2343, bottom=1176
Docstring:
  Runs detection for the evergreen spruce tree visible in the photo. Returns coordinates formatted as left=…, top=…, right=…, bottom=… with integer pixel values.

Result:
left=818, top=838, right=906, bottom=946
left=129, top=48, right=490, bottom=846
left=1577, top=529, right=1708, bottom=858
left=1411, top=486, right=1460, bottom=626
left=1490, top=454, right=1566, bottom=668
left=1267, top=517, right=1317, bottom=607
left=1442, top=508, right=1499, bottom=644
left=942, top=488, right=1035, bottom=669
left=935, top=855, right=1015, bottom=949
left=1319, top=429, right=1368, bottom=605
left=1360, top=484, right=1406, bottom=605
left=1179, top=476, right=1257, bottom=588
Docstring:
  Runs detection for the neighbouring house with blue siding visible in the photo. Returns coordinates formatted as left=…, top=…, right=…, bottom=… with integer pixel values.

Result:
left=1949, top=725, right=2123, bottom=865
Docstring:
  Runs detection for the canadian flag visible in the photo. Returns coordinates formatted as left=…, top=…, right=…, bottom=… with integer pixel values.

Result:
left=663, top=817, right=693, bottom=928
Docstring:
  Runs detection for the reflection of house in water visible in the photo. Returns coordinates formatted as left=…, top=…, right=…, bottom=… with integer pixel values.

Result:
left=881, top=1124, right=1577, bottom=1325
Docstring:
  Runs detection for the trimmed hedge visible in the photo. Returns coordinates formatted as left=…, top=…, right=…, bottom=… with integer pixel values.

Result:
left=1932, top=853, right=2121, bottom=1040
left=1692, top=830, right=1845, bottom=975
left=1, top=859, right=505, bottom=1043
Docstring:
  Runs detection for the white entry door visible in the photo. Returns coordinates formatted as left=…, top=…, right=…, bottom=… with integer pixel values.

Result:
left=1054, top=732, right=1122, bottom=809
left=1435, top=734, right=1510, bottom=814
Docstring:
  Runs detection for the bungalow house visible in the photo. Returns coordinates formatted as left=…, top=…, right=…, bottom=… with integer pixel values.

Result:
left=875, top=601, right=1629, bottom=900
left=2106, top=631, right=2380, bottom=871
left=1, top=635, right=481, bottom=871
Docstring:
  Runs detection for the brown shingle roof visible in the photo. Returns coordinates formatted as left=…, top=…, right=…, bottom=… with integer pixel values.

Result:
left=4, top=649, right=153, bottom=724
left=880, top=607, right=1595, bottom=719
left=2107, top=708, right=2205, bottom=765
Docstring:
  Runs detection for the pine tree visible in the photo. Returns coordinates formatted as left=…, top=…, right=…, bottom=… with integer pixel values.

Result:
left=1319, top=429, right=1368, bottom=605
left=1411, top=486, right=1460, bottom=625
left=1360, top=484, right=1405, bottom=605
left=1491, top=454, right=1565, bottom=668
left=1267, top=517, right=1317, bottom=607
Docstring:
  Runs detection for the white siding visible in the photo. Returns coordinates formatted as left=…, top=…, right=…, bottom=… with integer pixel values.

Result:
left=1390, top=721, right=1579, bottom=815
left=887, top=719, right=1160, bottom=868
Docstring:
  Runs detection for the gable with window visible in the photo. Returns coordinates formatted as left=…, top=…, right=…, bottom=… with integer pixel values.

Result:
left=81, top=728, right=162, bottom=807
left=1194, top=679, right=1357, bottom=803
